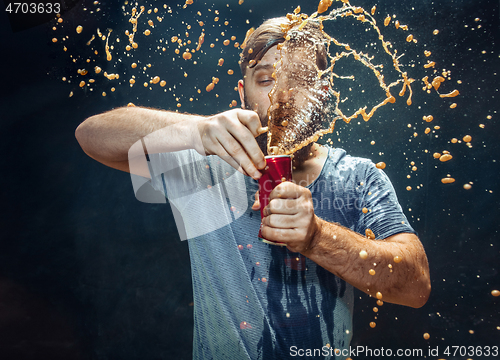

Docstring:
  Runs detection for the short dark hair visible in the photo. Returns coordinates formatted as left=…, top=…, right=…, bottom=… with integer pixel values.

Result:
left=239, top=17, right=328, bottom=77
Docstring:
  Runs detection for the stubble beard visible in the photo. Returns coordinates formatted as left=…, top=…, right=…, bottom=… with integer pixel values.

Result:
left=244, top=93, right=313, bottom=165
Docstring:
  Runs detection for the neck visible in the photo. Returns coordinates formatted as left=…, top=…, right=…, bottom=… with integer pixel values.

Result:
left=292, top=143, right=328, bottom=187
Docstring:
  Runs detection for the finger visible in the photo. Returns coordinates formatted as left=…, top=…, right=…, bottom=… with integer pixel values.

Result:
left=269, top=182, right=302, bottom=200
left=215, top=131, right=262, bottom=179
left=265, top=198, right=299, bottom=216
left=226, top=126, right=266, bottom=170
left=260, top=226, right=297, bottom=243
left=257, top=126, right=268, bottom=135
left=236, top=110, right=265, bottom=138
left=232, top=111, right=267, bottom=169
left=214, top=145, right=251, bottom=177
left=252, top=191, right=260, bottom=210
left=262, top=213, right=298, bottom=228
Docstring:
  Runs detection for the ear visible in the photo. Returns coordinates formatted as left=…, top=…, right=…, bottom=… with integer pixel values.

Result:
left=238, top=79, right=245, bottom=109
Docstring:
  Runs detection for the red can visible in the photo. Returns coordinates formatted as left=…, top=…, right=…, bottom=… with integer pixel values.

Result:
left=258, top=155, right=292, bottom=246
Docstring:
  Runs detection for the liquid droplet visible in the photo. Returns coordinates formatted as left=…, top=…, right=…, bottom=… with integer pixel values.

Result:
left=239, top=321, right=252, bottom=329
left=441, top=177, right=455, bottom=184
left=365, top=229, right=375, bottom=239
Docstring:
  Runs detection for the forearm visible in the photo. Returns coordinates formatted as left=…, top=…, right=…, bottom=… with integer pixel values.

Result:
left=76, top=106, right=266, bottom=178
left=75, top=106, right=202, bottom=164
left=303, top=218, right=431, bottom=308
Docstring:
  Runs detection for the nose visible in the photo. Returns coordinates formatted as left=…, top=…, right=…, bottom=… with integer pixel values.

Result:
left=273, top=76, right=295, bottom=106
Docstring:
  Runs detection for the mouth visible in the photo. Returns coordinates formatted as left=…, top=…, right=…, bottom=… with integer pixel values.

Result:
left=269, top=102, right=294, bottom=115
left=269, top=112, right=293, bottom=129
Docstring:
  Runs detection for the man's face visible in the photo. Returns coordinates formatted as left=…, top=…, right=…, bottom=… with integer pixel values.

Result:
left=238, top=44, right=314, bottom=162
left=238, top=46, right=281, bottom=153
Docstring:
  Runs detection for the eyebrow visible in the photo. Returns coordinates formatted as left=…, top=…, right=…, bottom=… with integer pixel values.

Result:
left=252, top=63, right=274, bottom=73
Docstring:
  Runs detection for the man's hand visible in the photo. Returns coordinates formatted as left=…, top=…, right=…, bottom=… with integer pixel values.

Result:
left=196, top=109, right=267, bottom=180
left=259, top=181, right=321, bottom=253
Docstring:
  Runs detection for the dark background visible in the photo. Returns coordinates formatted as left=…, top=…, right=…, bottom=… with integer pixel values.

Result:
left=1, top=0, right=498, bottom=359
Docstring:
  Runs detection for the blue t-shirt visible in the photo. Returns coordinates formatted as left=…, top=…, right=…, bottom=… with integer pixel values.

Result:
left=148, top=146, right=414, bottom=360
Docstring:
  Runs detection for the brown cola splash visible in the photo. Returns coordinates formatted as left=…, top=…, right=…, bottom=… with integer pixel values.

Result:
left=267, top=20, right=338, bottom=156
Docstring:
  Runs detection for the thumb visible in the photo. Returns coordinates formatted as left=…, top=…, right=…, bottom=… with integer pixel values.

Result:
left=252, top=191, right=260, bottom=210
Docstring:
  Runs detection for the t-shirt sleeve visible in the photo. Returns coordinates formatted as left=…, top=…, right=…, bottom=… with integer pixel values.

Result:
left=355, top=162, right=415, bottom=239
left=147, top=149, right=208, bottom=198
left=146, top=150, right=249, bottom=241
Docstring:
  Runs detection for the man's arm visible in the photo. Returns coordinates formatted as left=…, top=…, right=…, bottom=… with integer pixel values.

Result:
left=75, top=106, right=267, bottom=178
left=75, top=106, right=198, bottom=174
left=304, top=222, right=430, bottom=308
left=258, top=182, right=431, bottom=309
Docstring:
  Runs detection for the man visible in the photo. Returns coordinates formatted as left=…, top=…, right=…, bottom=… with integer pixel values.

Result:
left=76, top=17, right=430, bottom=360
